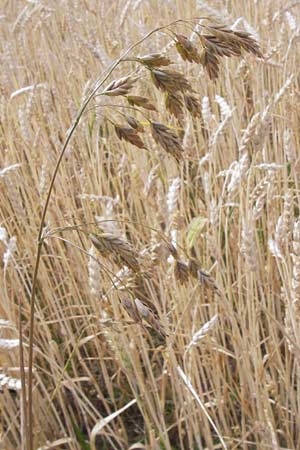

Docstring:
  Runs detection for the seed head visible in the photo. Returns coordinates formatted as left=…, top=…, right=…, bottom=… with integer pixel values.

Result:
left=90, top=232, right=140, bottom=272
left=175, top=34, right=202, bottom=63
left=103, top=76, right=138, bottom=96
left=184, top=94, right=202, bottom=118
left=114, top=124, right=145, bottom=148
left=125, top=115, right=144, bottom=132
left=150, top=69, right=192, bottom=94
left=137, top=53, right=172, bottom=67
left=126, top=95, right=157, bottom=111
left=150, top=121, right=184, bottom=162
left=165, top=93, right=184, bottom=120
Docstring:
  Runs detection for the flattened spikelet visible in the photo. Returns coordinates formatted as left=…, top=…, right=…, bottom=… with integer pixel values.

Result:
left=184, top=94, right=202, bottom=118
left=126, top=95, right=157, bottom=111
left=125, top=115, right=145, bottom=132
left=114, top=125, right=145, bottom=148
left=175, top=34, right=201, bottom=63
left=174, top=260, right=189, bottom=285
left=150, top=69, right=192, bottom=94
left=197, top=25, right=262, bottom=79
left=103, top=75, right=138, bottom=96
left=90, top=232, right=140, bottom=272
left=165, top=93, right=184, bottom=120
left=137, top=53, right=172, bottom=67
left=150, top=121, right=184, bottom=162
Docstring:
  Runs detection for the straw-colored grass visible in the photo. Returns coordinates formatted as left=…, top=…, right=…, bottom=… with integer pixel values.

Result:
left=1, top=1, right=300, bottom=449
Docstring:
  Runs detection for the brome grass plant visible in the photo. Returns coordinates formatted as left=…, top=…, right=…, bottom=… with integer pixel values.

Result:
left=1, top=1, right=300, bottom=449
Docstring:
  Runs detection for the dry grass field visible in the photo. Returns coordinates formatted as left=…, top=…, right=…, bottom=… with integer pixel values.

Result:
left=1, top=1, right=300, bottom=449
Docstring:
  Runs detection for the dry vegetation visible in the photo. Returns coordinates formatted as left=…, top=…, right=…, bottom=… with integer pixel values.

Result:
left=1, top=1, right=300, bottom=449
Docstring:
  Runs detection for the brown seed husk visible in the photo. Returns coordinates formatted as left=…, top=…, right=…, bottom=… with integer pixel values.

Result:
left=126, top=95, right=157, bottom=111
left=103, top=76, right=138, bottom=96
left=114, top=125, right=145, bottom=148
left=175, top=34, right=202, bottom=63
left=184, top=94, right=202, bottom=118
left=90, top=232, right=140, bottom=272
left=125, top=115, right=144, bottom=132
left=188, top=259, right=219, bottom=293
left=150, top=121, right=184, bottom=162
left=134, top=298, right=167, bottom=338
left=174, top=260, right=189, bottom=285
left=150, top=69, right=192, bottom=94
left=137, top=53, right=172, bottom=67
left=165, top=93, right=184, bottom=120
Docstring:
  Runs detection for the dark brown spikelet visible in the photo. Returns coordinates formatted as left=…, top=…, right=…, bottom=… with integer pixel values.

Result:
left=184, top=94, right=202, bottom=118
left=126, top=95, right=157, bottom=111
left=207, top=25, right=263, bottom=57
left=175, top=34, right=201, bottom=63
left=165, top=93, right=184, bottom=120
left=125, top=115, right=144, bottom=132
left=150, top=69, right=192, bottom=94
left=197, top=25, right=262, bottom=79
left=199, top=48, right=220, bottom=80
left=134, top=298, right=167, bottom=338
left=103, top=76, right=138, bottom=96
left=188, top=259, right=220, bottom=294
left=90, top=232, right=140, bottom=272
left=150, top=121, right=184, bottom=162
left=137, top=53, right=172, bottom=67
left=174, top=260, right=189, bottom=285
left=114, top=125, right=145, bottom=148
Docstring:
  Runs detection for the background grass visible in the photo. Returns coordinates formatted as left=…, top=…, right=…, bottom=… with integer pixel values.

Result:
left=1, top=1, right=300, bottom=449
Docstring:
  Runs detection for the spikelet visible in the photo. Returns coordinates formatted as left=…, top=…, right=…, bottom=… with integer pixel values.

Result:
left=175, top=34, right=201, bottom=63
left=184, top=94, right=202, bottom=118
left=241, top=221, right=257, bottom=272
left=103, top=75, right=138, bottom=96
left=114, top=124, right=145, bottom=148
left=174, top=260, right=189, bottom=285
left=150, top=121, right=184, bottom=162
left=165, top=93, right=184, bottom=120
left=136, top=53, right=172, bottom=67
left=90, top=233, right=140, bottom=272
left=126, top=95, right=157, bottom=111
left=124, top=115, right=145, bottom=132
left=188, top=259, right=219, bottom=293
left=150, top=69, right=192, bottom=94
